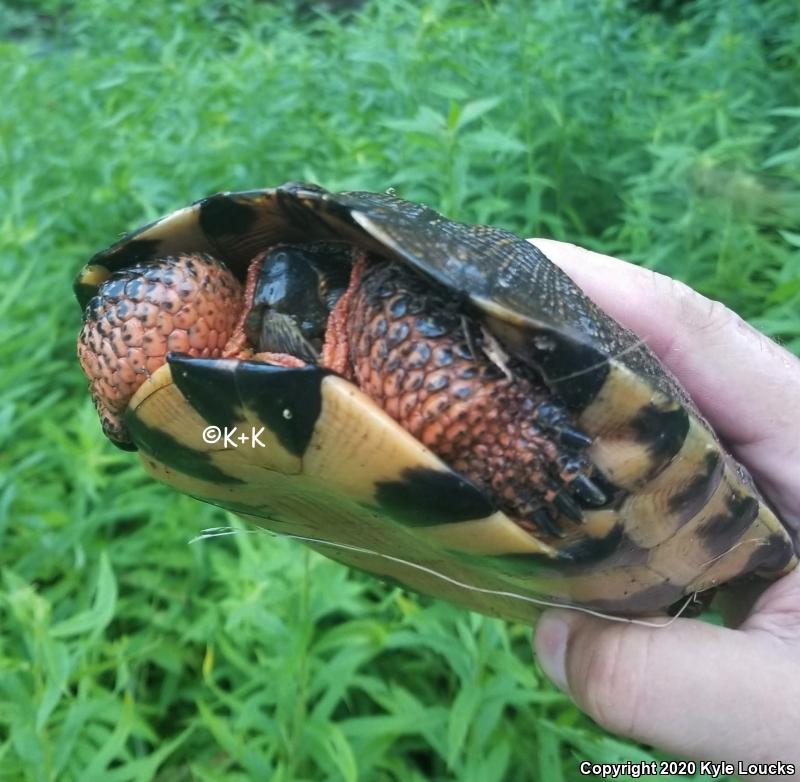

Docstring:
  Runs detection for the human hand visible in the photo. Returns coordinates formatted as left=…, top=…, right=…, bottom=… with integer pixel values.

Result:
left=529, top=240, right=800, bottom=773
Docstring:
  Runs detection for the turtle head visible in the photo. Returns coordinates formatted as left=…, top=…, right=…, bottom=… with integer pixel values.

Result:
left=244, top=243, right=352, bottom=362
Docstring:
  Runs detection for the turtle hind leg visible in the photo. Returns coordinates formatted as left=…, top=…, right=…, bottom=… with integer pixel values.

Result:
left=341, top=258, right=610, bottom=540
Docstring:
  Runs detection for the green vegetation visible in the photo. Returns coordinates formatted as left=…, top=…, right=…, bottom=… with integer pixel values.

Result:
left=1, top=0, right=798, bottom=779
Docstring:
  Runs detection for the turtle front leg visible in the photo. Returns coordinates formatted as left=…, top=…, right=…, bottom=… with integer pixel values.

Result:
left=77, top=254, right=244, bottom=447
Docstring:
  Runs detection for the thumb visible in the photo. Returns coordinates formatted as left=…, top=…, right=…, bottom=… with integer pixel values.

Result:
left=533, top=608, right=800, bottom=764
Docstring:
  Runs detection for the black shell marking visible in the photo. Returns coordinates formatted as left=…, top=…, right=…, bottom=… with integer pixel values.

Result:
left=375, top=467, right=495, bottom=526
left=169, top=354, right=329, bottom=458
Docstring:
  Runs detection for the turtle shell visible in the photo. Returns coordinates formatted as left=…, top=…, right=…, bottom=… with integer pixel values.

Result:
left=74, top=182, right=798, bottom=622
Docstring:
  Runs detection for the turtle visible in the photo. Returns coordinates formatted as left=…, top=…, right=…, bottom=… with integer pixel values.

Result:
left=74, top=182, right=798, bottom=623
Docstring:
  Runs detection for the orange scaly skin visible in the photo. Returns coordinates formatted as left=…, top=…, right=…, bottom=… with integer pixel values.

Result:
left=77, top=254, right=243, bottom=444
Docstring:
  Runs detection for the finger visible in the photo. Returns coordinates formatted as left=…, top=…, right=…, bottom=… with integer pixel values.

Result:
left=530, top=239, right=800, bottom=528
left=742, top=564, right=800, bottom=639
left=533, top=609, right=800, bottom=765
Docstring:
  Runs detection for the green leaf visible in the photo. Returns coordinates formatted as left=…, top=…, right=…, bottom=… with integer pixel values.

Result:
left=477, top=741, right=511, bottom=782
left=82, top=695, right=134, bottom=782
left=464, top=127, right=527, bottom=154
left=778, top=230, right=800, bottom=249
left=536, top=723, right=564, bottom=782
left=306, top=721, right=358, bottom=782
left=35, top=640, right=72, bottom=730
left=447, top=684, right=480, bottom=768
left=50, top=552, right=117, bottom=639
left=769, top=106, right=800, bottom=117
left=454, top=97, right=502, bottom=132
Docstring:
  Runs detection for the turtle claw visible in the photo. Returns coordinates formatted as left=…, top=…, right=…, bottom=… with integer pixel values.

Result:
left=557, top=424, right=593, bottom=450
left=535, top=403, right=593, bottom=450
left=571, top=474, right=608, bottom=507
left=554, top=491, right=584, bottom=523
left=533, top=507, right=564, bottom=538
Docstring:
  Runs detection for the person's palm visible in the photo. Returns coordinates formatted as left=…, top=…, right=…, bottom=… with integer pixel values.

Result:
left=529, top=240, right=800, bottom=770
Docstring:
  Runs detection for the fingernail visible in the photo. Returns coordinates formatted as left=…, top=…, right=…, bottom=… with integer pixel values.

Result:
left=533, top=610, right=571, bottom=692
